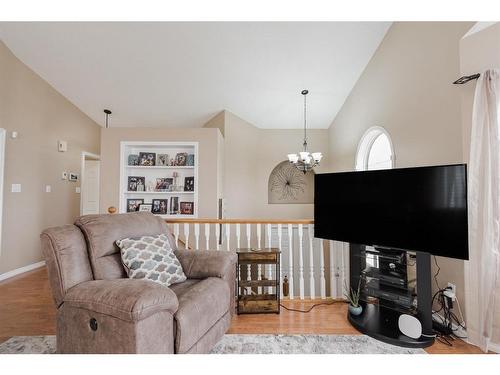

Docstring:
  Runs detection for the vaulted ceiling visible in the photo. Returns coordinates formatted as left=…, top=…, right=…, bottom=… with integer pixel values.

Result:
left=0, top=22, right=391, bottom=128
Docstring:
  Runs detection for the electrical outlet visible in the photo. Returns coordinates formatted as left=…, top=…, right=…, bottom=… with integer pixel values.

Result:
left=447, top=282, right=456, bottom=300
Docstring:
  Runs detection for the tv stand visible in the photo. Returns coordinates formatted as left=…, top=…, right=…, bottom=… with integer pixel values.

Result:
left=348, top=245, right=434, bottom=348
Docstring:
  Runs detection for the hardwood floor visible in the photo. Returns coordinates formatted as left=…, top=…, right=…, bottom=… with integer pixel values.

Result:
left=0, top=267, right=484, bottom=354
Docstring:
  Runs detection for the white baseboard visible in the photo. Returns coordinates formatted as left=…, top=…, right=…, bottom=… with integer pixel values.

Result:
left=0, top=261, right=46, bottom=282
left=487, top=342, right=500, bottom=353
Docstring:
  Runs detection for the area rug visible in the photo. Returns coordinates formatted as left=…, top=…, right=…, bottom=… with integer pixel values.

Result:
left=0, top=334, right=426, bottom=354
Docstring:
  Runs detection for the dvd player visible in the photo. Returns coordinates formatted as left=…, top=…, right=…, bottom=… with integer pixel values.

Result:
left=365, top=279, right=414, bottom=308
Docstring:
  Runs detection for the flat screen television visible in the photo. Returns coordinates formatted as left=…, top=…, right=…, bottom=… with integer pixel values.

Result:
left=314, top=164, right=468, bottom=260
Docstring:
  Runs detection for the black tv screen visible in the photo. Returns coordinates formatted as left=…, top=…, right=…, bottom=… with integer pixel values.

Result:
left=314, top=164, right=468, bottom=260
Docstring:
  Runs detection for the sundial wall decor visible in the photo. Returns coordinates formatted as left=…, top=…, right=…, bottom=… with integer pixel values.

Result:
left=268, top=161, right=314, bottom=204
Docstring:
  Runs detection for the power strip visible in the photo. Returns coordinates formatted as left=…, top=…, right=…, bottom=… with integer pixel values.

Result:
left=432, top=312, right=467, bottom=339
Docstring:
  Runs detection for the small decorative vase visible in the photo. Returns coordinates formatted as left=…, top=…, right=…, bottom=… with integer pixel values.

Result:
left=348, top=304, right=363, bottom=316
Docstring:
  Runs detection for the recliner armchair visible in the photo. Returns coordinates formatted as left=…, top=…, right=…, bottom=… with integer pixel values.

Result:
left=41, top=212, right=236, bottom=354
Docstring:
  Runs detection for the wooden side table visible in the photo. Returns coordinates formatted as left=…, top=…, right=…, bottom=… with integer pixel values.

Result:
left=236, top=248, right=280, bottom=314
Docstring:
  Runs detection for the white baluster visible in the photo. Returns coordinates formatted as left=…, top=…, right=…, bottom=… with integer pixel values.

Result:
left=307, top=224, right=315, bottom=299
left=236, top=223, right=241, bottom=293
left=246, top=224, right=251, bottom=294
left=225, top=223, right=231, bottom=251
left=256, top=224, right=262, bottom=293
left=266, top=223, right=272, bottom=294
left=288, top=223, right=294, bottom=300
left=204, top=223, right=210, bottom=250
left=215, top=223, right=221, bottom=251
left=341, top=242, right=349, bottom=293
left=184, top=223, right=190, bottom=249
left=246, top=224, right=251, bottom=248
left=298, top=224, right=305, bottom=300
left=194, top=223, right=200, bottom=250
left=236, top=223, right=241, bottom=249
left=174, top=223, right=180, bottom=248
left=319, top=238, right=326, bottom=299
left=329, top=240, right=337, bottom=298
left=278, top=224, right=283, bottom=299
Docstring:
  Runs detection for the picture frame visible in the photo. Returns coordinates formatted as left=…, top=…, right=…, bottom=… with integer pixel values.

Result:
left=152, top=199, right=169, bottom=215
left=180, top=201, right=194, bottom=215
left=175, top=152, right=188, bottom=166
left=184, top=176, right=194, bottom=192
left=69, top=172, right=79, bottom=182
left=170, top=197, right=179, bottom=215
left=127, top=198, right=144, bottom=212
left=138, top=203, right=152, bottom=212
left=127, top=154, right=139, bottom=166
left=186, top=154, right=195, bottom=166
left=155, top=177, right=173, bottom=191
left=138, top=152, right=156, bottom=166
left=128, top=176, right=145, bottom=192
left=156, top=154, right=169, bottom=166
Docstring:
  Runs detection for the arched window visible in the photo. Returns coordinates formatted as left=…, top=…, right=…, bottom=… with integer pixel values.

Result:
left=355, top=126, right=395, bottom=171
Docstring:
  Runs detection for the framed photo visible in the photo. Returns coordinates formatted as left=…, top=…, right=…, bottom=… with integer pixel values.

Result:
left=155, top=177, right=173, bottom=191
left=180, top=202, right=194, bottom=215
left=175, top=152, right=188, bottom=166
left=170, top=197, right=179, bottom=215
left=152, top=199, right=168, bottom=215
left=69, top=172, right=79, bottom=182
left=128, top=154, right=139, bottom=166
left=139, top=152, right=156, bottom=166
left=186, top=154, right=195, bottom=166
left=138, top=203, right=152, bottom=212
left=156, top=154, right=169, bottom=166
left=127, top=199, right=144, bottom=212
left=128, top=176, right=145, bottom=192
left=184, top=176, right=194, bottom=192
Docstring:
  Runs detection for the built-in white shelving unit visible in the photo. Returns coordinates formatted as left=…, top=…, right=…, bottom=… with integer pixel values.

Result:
left=119, top=141, right=198, bottom=218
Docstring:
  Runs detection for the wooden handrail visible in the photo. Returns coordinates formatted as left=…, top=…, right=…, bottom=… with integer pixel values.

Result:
left=165, top=218, right=314, bottom=224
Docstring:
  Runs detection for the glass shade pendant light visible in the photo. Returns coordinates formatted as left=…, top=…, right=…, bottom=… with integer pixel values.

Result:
left=287, top=90, right=323, bottom=173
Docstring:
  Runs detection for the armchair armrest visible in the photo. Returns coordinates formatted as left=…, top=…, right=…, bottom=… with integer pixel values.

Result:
left=174, top=249, right=237, bottom=281
left=64, top=279, right=179, bottom=322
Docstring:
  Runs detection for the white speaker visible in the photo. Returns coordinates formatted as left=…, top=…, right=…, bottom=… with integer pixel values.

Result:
left=398, top=314, right=422, bottom=339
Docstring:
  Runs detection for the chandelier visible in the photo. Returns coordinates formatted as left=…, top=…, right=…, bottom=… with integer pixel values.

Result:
left=287, top=90, right=323, bottom=173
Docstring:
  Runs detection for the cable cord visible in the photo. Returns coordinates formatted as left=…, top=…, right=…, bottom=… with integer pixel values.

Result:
left=280, top=299, right=346, bottom=313
left=433, top=256, right=441, bottom=290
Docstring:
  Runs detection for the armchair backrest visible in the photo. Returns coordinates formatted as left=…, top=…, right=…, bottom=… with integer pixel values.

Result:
left=41, top=225, right=94, bottom=307
left=74, top=212, right=175, bottom=280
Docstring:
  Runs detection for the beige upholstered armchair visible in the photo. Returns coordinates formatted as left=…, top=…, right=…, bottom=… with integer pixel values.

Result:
left=41, top=212, right=236, bottom=354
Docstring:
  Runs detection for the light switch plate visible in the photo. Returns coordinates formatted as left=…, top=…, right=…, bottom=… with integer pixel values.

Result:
left=45, top=185, right=51, bottom=193
left=58, top=140, right=67, bottom=152
left=75, top=187, right=81, bottom=194
left=11, top=184, right=21, bottom=193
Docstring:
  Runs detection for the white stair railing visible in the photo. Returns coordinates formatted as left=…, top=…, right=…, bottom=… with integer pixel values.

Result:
left=166, top=218, right=348, bottom=300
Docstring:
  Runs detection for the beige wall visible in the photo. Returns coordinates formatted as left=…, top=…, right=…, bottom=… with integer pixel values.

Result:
left=0, top=41, right=101, bottom=274
left=459, top=22, right=500, bottom=346
left=99, top=127, right=223, bottom=218
left=327, top=22, right=473, bottom=315
left=207, top=110, right=330, bottom=219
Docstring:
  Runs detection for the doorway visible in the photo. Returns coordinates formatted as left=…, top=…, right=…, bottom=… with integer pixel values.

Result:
left=80, top=152, right=100, bottom=215
left=0, top=129, right=5, bottom=256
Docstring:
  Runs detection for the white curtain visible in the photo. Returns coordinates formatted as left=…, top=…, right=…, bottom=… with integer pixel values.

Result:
left=465, top=69, right=500, bottom=353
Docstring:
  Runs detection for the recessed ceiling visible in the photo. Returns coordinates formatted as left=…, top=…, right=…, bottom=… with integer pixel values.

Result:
left=0, top=22, right=390, bottom=129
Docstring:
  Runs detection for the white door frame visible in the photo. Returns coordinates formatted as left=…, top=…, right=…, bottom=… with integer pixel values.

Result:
left=0, top=129, right=5, bottom=257
left=80, top=151, right=100, bottom=215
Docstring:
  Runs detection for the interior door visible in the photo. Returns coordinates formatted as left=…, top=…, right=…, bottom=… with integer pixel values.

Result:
left=82, top=159, right=100, bottom=215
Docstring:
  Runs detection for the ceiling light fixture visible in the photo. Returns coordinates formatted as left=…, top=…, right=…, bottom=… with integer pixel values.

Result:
left=287, top=90, right=322, bottom=173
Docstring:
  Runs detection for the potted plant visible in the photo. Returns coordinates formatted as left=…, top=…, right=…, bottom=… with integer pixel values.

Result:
left=344, top=279, right=363, bottom=316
